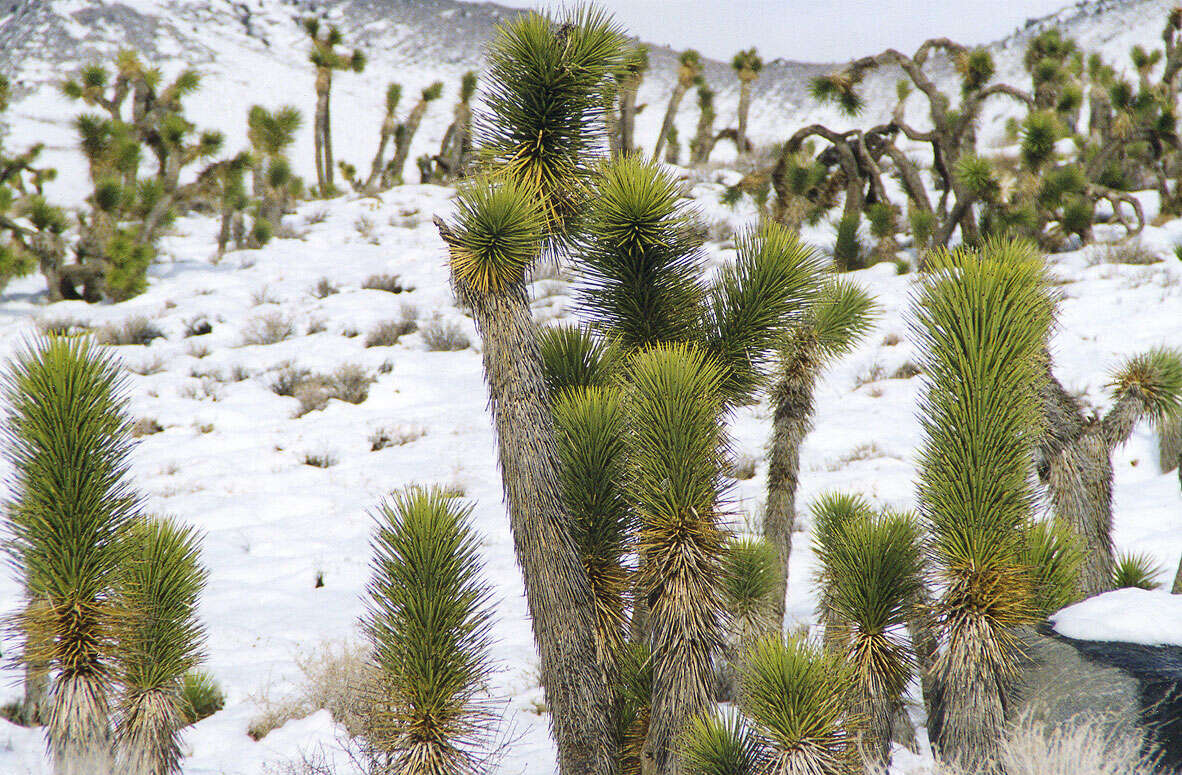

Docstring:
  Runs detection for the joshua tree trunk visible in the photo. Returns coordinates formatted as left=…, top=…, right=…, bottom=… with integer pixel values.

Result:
left=652, top=83, right=689, bottom=162
left=907, top=588, right=942, bottom=729
left=117, top=689, right=185, bottom=775
left=437, top=102, right=472, bottom=183
left=313, top=69, right=330, bottom=195
left=736, top=78, right=753, bottom=156
left=451, top=269, right=617, bottom=775
left=1159, top=415, right=1182, bottom=474
left=385, top=99, right=430, bottom=188
left=364, top=117, right=397, bottom=192
left=50, top=673, right=114, bottom=775
left=932, top=619, right=1010, bottom=772
left=619, top=78, right=641, bottom=154
left=1173, top=552, right=1182, bottom=594
left=764, top=357, right=815, bottom=626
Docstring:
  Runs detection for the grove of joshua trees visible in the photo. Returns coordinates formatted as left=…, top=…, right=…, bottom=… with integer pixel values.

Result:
left=2, top=5, right=1181, bottom=775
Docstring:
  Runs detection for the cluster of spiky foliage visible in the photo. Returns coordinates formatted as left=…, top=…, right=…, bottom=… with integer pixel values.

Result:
left=303, top=17, right=365, bottom=196
left=446, top=176, right=546, bottom=294
left=538, top=324, right=621, bottom=401
left=576, top=155, right=704, bottom=351
left=243, top=104, right=302, bottom=247
left=764, top=279, right=877, bottom=626
left=626, top=343, right=728, bottom=775
left=812, top=496, right=923, bottom=769
left=553, top=385, right=633, bottom=665
left=2, top=336, right=140, bottom=774
left=362, top=487, right=497, bottom=775
left=115, top=517, right=208, bottom=775
left=614, top=641, right=653, bottom=775
left=737, top=635, right=854, bottom=775
left=911, top=239, right=1056, bottom=770
left=1110, top=551, right=1163, bottom=590
left=1018, top=521, right=1082, bottom=617
left=721, top=538, right=779, bottom=652
left=731, top=48, right=763, bottom=156
left=478, top=7, right=624, bottom=236
left=681, top=711, right=762, bottom=775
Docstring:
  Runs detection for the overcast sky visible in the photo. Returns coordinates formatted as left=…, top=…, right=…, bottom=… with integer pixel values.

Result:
left=488, top=1, right=1075, bottom=62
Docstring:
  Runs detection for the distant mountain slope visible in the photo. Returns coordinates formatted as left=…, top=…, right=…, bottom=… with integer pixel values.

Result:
left=0, top=0, right=1173, bottom=206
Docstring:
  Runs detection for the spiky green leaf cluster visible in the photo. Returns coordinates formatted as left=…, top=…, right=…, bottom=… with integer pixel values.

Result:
left=445, top=175, right=545, bottom=294
left=363, top=486, right=497, bottom=775
left=1019, top=520, right=1082, bottom=616
left=479, top=7, right=624, bottom=236
left=3, top=336, right=141, bottom=679
left=912, top=239, right=1055, bottom=650
left=553, top=385, right=632, bottom=658
left=575, top=155, right=704, bottom=351
left=809, top=74, right=864, bottom=117
left=682, top=711, right=761, bottom=775
left=738, top=635, right=853, bottom=774
left=1108, top=347, right=1182, bottom=422
left=1020, top=111, right=1060, bottom=170
left=701, top=221, right=826, bottom=404
left=538, top=324, right=620, bottom=401
left=1111, top=551, right=1162, bottom=590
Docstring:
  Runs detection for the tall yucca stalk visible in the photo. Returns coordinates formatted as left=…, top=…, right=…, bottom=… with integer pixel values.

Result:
left=1039, top=347, right=1182, bottom=597
left=437, top=175, right=617, bottom=775
left=765, top=279, right=876, bottom=626
left=812, top=499, right=923, bottom=770
left=738, top=635, right=854, bottom=775
left=362, top=487, right=496, bottom=775
left=2, top=336, right=141, bottom=775
left=478, top=7, right=623, bottom=237
left=553, top=385, right=633, bottom=667
left=114, top=517, right=207, bottom=775
left=911, top=239, right=1055, bottom=771
left=626, top=343, right=728, bottom=775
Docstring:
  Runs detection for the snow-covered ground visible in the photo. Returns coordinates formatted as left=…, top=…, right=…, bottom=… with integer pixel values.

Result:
left=0, top=171, right=1178, bottom=774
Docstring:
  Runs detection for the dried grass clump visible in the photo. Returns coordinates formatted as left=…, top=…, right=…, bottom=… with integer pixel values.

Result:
left=96, top=316, right=165, bottom=346
left=247, top=641, right=375, bottom=741
left=421, top=315, right=471, bottom=351
left=243, top=312, right=297, bottom=346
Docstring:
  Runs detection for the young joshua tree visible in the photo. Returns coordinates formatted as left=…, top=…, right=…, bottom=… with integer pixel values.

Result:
left=362, top=487, right=497, bottom=775
left=304, top=17, right=365, bottom=196
left=384, top=81, right=444, bottom=188
left=1037, top=347, right=1182, bottom=597
left=3, top=336, right=142, bottom=775
left=812, top=500, right=923, bottom=771
left=246, top=104, right=302, bottom=237
left=764, top=279, right=876, bottom=625
left=352, top=83, right=403, bottom=193
left=652, top=50, right=702, bottom=163
left=911, top=239, right=1055, bottom=771
left=731, top=48, right=763, bottom=157
left=115, top=518, right=207, bottom=775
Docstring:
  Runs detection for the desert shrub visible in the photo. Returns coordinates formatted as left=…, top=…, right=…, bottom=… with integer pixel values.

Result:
left=311, top=277, right=338, bottom=298
left=131, top=417, right=164, bottom=437
left=247, top=641, right=373, bottom=741
left=1111, top=551, right=1162, bottom=590
left=421, top=315, right=470, bottom=351
left=184, top=317, right=213, bottom=337
left=303, top=451, right=337, bottom=468
left=181, top=670, right=225, bottom=725
left=1102, top=239, right=1161, bottom=265
left=96, top=316, right=165, bottom=346
left=361, top=273, right=406, bottom=294
left=270, top=363, right=312, bottom=397
left=36, top=317, right=90, bottom=337
left=369, top=425, right=427, bottom=451
left=327, top=363, right=375, bottom=405
left=243, top=312, right=297, bottom=345
left=728, top=454, right=758, bottom=480
left=365, top=308, right=418, bottom=348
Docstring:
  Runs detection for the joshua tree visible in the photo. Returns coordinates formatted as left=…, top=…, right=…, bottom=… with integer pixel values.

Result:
left=434, top=72, right=478, bottom=183
left=716, top=537, right=779, bottom=702
left=350, top=83, right=403, bottom=193
left=812, top=499, right=923, bottom=770
left=362, top=487, right=497, bottom=775
left=438, top=173, right=618, bottom=775
left=212, top=152, right=251, bottom=258
left=911, top=239, right=1055, bottom=770
left=1037, top=347, right=1182, bottom=598
left=438, top=12, right=630, bottom=772
left=764, top=279, right=876, bottom=625
left=304, top=17, right=365, bottom=197
left=115, top=518, right=207, bottom=775
left=617, top=44, right=649, bottom=156
left=688, top=85, right=717, bottom=165
left=3, top=336, right=142, bottom=775
left=809, top=41, right=1035, bottom=247
left=384, top=81, right=444, bottom=189
left=246, top=104, right=302, bottom=235
left=652, top=50, right=701, bottom=162
left=731, top=48, right=763, bottom=157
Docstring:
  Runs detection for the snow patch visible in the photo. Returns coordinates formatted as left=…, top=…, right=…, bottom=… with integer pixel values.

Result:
left=1050, top=588, right=1182, bottom=647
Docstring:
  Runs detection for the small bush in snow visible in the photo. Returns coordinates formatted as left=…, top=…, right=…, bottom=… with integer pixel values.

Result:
left=183, top=317, right=213, bottom=337
left=242, top=312, right=297, bottom=346
left=36, top=316, right=90, bottom=337
left=247, top=641, right=373, bottom=741
left=96, top=316, right=165, bottom=346
left=421, top=315, right=470, bottom=352
left=303, top=451, right=337, bottom=468
left=361, top=273, right=407, bottom=294
left=310, top=277, right=338, bottom=298
left=131, top=418, right=164, bottom=437
left=369, top=425, right=427, bottom=451
left=1101, top=238, right=1161, bottom=265
left=326, top=363, right=375, bottom=405
left=365, top=308, right=418, bottom=348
